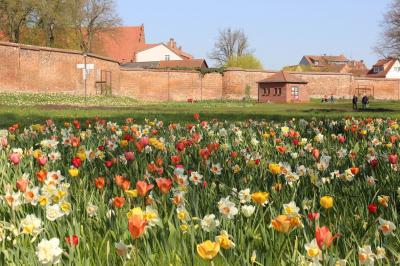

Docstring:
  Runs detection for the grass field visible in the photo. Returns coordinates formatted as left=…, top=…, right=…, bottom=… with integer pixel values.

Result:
left=0, top=92, right=399, bottom=127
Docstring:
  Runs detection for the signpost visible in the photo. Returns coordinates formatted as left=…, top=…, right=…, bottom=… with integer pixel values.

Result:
left=76, top=54, right=94, bottom=105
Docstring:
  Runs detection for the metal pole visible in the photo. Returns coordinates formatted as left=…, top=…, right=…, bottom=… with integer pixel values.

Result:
left=84, top=54, right=87, bottom=106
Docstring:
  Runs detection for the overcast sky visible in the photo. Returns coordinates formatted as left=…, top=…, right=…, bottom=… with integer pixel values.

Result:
left=117, top=0, right=392, bottom=69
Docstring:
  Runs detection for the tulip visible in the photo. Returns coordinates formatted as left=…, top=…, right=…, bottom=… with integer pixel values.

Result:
left=71, top=157, right=82, bottom=168
left=136, top=180, right=154, bottom=197
left=312, top=148, right=320, bottom=160
left=268, top=163, right=281, bottom=175
left=196, top=240, right=220, bottom=260
left=320, top=196, right=334, bottom=209
left=170, top=155, right=181, bottom=165
left=308, top=212, right=320, bottom=221
left=193, top=113, right=200, bottom=121
left=367, top=203, right=377, bottom=214
left=369, top=158, right=378, bottom=168
left=9, top=152, right=21, bottom=165
left=155, top=178, right=173, bottom=194
left=105, top=160, right=113, bottom=168
left=389, top=154, right=398, bottom=165
left=36, top=170, right=47, bottom=183
left=124, top=151, right=135, bottom=161
left=113, top=197, right=125, bottom=208
left=128, top=215, right=147, bottom=239
left=16, top=178, right=29, bottom=192
left=65, top=235, right=79, bottom=246
left=251, top=192, right=269, bottom=206
left=68, top=168, right=79, bottom=177
left=315, top=226, right=340, bottom=249
left=140, top=137, right=149, bottom=146
left=94, top=177, right=105, bottom=189
left=37, top=155, right=48, bottom=166
left=271, top=215, right=292, bottom=233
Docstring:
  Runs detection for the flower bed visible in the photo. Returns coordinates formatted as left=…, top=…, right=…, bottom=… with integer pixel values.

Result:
left=0, top=116, right=399, bottom=265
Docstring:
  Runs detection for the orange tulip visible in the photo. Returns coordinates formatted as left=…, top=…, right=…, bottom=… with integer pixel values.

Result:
left=271, top=215, right=292, bottom=233
left=156, top=178, right=173, bottom=194
left=128, top=216, right=147, bottom=239
left=16, top=178, right=29, bottom=192
left=113, top=197, right=125, bottom=208
left=136, top=180, right=154, bottom=197
left=315, top=226, right=340, bottom=249
left=350, top=167, right=359, bottom=175
left=312, top=148, right=320, bottom=160
left=115, top=175, right=125, bottom=187
left=95, top=177, right=105, bottom=189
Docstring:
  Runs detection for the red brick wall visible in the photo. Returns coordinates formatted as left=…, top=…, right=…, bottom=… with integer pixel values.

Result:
left=119, top=68, right=222, bottom=101
left=1, top=41, right=400, bottom=101
left=0, top=42, right=120, bottom=96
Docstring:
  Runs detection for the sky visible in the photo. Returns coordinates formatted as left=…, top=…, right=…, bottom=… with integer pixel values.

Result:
left=116, top=0, right=392, bottom=70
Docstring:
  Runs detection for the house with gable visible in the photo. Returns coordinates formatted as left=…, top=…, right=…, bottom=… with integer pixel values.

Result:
left=367, top=58, right=400, bottom=78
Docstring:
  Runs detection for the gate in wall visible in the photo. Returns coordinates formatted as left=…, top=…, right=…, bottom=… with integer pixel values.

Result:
left=95, top=70, right=112, bottom=96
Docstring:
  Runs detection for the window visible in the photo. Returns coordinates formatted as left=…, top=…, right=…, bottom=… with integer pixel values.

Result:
left=165, top=55, right=170, bottom=61
left=291, top=86, right=299, bottom=100
left=274, top=88, right=282, bottom=96
left=314, top=61, right=319, bottom=66
left=262, top=88, right=270, bottom=96
left=373, top=66, right=384, bottom=73
left=394, top=67, right=400, bottom=72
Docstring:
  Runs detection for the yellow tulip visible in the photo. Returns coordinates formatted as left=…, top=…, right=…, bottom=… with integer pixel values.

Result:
left=216, top=231, right=235, bottom=249
left=320, top=196, right=334, bottom=209
left=120, top=140, right=129, bottom=148
left=269, top=163, right=281, bottom=175
left=68, top=168, right=79, bottom=177
left=271, top=215, right=292, bottom=233
left=196, top=240, right=220, bottom=260
left=127, top=207, right=144, bottom=219
left=125, top=189, right=138, bottom=198
left=251, top=192, right=269, bottom=206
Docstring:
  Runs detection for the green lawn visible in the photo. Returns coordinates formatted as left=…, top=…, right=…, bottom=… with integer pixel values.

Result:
left=0, top=92, right=399, bottom=127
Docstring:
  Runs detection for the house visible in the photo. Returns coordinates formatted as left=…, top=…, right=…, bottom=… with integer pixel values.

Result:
left=134, top=39, right=194, bottom=62
left=121, top=59, right=208, bottom=69
left=257, top=71, right=309, bottom=103
left=92, top=26, right=196, bottom=64
left=367, top=58, right=400, bottom=78
left=293, top=54, right=368, bottom=76
left=299, top=54, right=349, bottom=66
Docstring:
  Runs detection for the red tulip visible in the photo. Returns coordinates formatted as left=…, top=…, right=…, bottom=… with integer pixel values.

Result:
left=292, top=139, right=299, bottom=146
left=175, top=142, right=186, bottom=152
left=124, top=151, right=135, bottom=161
left=193, top=113, right=200, bottom=121
left=171, top=155, right=181, bottom=165
left=113, top=197, right=125, bottom=208
left=105, top=160, right=113, bottom=168
left=156, top=178, right=173, bottom=194
left=94, top=177, right=105, bottom=189
left=315, top=226, right=340, bottom=249
left=369, top=158, right=378, bottom=168
left=389, top=154, right=398, bottom=165
left=367, top=203, right=377, bottom=214
left=65, top=235, right=79, bottom=246
left=337, top=135, right=346, bottom=143
left=71, top=157, right=81, bottom=168
left=140, top=137, right=149, bottom=146
left=308, top=212, right=320, bottom=221
left=312, top=149, right=320, bottom=160
left=230, top=151, right=238, bottom=158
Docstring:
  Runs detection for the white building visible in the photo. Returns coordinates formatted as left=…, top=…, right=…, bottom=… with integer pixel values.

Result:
left=367, top=58, right=400, bottom=79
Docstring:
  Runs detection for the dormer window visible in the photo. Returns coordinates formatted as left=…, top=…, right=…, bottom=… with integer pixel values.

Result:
left=373, top=66, right=384, bottom=73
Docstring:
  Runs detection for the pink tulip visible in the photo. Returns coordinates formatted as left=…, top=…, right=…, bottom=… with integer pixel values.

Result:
left=9, top=153, right=21, bottom=165
left=140, top=137, right=149, bottom=146
left=37, top=155, right=48, bottom=166
left=124, top=151, right=135, bottom=161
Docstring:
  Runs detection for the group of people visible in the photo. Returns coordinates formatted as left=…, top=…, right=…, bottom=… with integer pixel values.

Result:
left=321, top=94, right=335, bottom=103
left=352, top=94, right=369, bottom=110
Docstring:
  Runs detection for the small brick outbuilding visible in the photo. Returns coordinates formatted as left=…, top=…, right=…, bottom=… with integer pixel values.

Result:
left=257, top=71, right=309, bottom=103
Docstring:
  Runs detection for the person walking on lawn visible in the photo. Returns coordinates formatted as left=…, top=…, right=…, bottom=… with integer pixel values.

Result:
left=352, top=95, right=358, bottom=110
left=361, top=95, right=369, bottom=110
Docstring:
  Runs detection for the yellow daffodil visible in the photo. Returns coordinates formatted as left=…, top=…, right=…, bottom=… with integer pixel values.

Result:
left=251, top=192, right=269, bottom=206
left=196, top=240, right=220, bottom=260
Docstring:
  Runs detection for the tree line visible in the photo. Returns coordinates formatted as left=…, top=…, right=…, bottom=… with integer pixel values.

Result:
left=0, top=0, right=120, bottom=52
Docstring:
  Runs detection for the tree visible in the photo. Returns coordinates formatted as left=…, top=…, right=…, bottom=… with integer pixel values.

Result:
left=0, top=0, right=34, bottom=43
left=33, top=0, right=69, bottom=47
left=69, top=0, right=121, bottom=52
left=225, top=55, right=263, bottom=69
left=209, top=28, right=252, bottom=66
left=375, top=0, right=400, bottom=57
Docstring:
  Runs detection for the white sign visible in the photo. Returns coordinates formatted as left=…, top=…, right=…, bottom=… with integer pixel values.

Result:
left=76, top=63, right=94, bottom=70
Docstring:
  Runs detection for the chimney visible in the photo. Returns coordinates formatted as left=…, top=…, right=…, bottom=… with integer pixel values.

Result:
left=168, top=38, right=176, bottom=48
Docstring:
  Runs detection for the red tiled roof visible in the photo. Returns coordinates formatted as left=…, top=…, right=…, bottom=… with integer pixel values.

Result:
left=367, top=58, right=397, bottom=77
left=91, top=26, right=146, bottom=63
left=303, top=55, right=349, bottom=66
left=258, top=71, right=307, bottom=84
left=158, top=59, right=208, bottom=69
left=168, top=46, right=193, bottom=60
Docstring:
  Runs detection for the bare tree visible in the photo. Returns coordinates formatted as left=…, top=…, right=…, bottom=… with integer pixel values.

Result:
left=375, top=0, right=400, bottom=58
left=209, top=28, right=252, bottom=66
left=69, top=0, right=121, bottom=52
left=32, top=0, right=69, bottom=47
left=0, top=0, right=34, bottom=43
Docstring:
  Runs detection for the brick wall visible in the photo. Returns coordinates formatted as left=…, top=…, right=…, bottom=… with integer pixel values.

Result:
left=119, top=68, right=222, bottom=101
left=0, top=41, right=120, bottom=96
left=1, top=41, right=400, bottom=101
